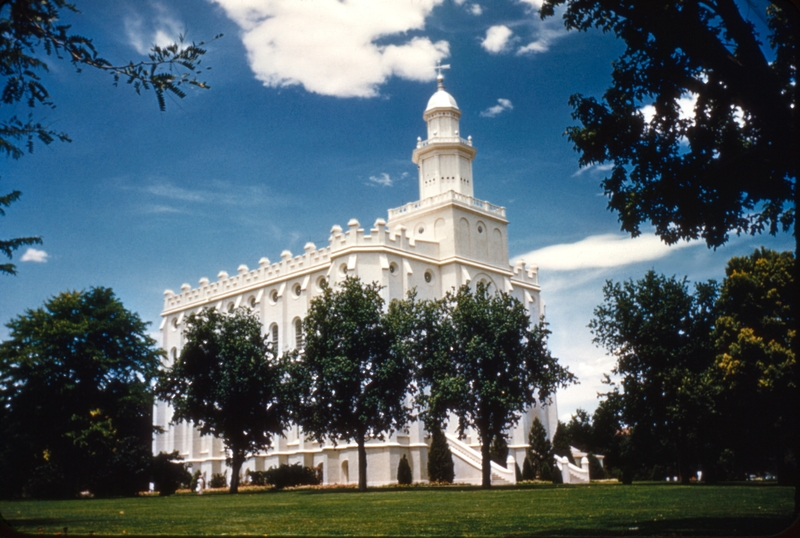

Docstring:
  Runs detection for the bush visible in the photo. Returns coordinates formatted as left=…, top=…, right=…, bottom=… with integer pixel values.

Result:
left=544, top=462, right=557, bottom=483
left=397, top=455, right=412, bottom=485
left=427, top=427, right=455, bottom=484
left=515, top=462, right=522, bottom=482
left=490, top=435, right=508, bottom=468
left=209, top=472, right=227, bottom=489
left=522, top=456, right=535, bottom=481
left=189, top=470, right=201, bottom=491
left=588, top=453, right=606, bottom=480
left=250, top=464, right=320, bottom=489
left=151, top=451, right=191, bottom=496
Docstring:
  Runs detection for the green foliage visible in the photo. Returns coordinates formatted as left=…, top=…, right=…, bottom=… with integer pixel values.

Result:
left=540, top=461, right=554, bottom=483
left=156, top=307, right=289, bottom=494
left=526, top=417, right=553, bottom=479
left=248, top=464, right=320, bottom=490
left=590, top=271, right=718, bottom=482
left=0, top=187, right=40, bottom=275
left=712, top=248, right=797, bottom=484
left=189, top=470, right=202, bottom=492
left=563, top=409, right=593, bottom=453
left=397, top=455, right=413, bottom=485
left=0, top=287, right=161, bottom=499
left=151, top=451, right=191, bottom=496
left=409, top=282, right=575, bottom=488
left=552, top=421, right=574, bottom=464
left=208, top=473, right=227, bottom=489
left=289, top=277, right=414, bottom=491
left=490, top=434, right=509, bottom=468
left=427, top=427, right=455, bottom=484
left=588, top=454, right=606, bottom=480
left=540, top=0, right=797, bottom=249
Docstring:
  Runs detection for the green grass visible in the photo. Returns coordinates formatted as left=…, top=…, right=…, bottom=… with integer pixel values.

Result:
left=1, top=483, right=796, bottom=536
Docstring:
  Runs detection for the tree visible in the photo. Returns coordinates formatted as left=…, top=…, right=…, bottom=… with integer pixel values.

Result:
left=156, top=307, right=289, bottom=494
left=540, top=0, right=797, bottom=250
left=1, top=0, right=215, bottom=274
left=712, top=248, right=796, bottom=483
left=589, top=271, right=718, bottom=483
left=415, top=283, right=575, bottom=488
left=289, top=277, right=413, bottom=492
left=540, top=0, right=797, bottom=503
left=490, top=434, right=509, bottom=468
left=0, top=187, right=40, bottom=275
left=551, top=421, right=574, bottom=464
left=427, top=426, right=455, bottom=484
left=150, top=451, right=191, bottom=496
left=0, top=287, right=161, bottom=498
left=563, top=409, right=593, bottom=453
left=525, top=417, right=553, bottom=480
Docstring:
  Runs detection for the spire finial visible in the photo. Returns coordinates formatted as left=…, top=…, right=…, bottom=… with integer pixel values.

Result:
left=435, top=61, right=450, bottom=89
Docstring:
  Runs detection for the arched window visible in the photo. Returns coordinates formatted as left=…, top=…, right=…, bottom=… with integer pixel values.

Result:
left=270, top=323, right=279, bottom=352
left=294, top=318, right=303, bottom=349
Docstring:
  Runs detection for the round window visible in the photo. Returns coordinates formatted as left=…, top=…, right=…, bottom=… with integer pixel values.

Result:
left=424, top=271, right=433, bottom=284
left=293, top=283, right=302, bottom=297
left=340, top=263, right=348, bottom=276
left=418, top=227, right=425, bottom=234
left=316, top=276, right=327, bottom=290
left=389, top=262, right=398, bottom=275
left=249, top=296, right=256, bottom=308
left=477, top=225, right=484, bottom=233
left=171, top=318, right=178, bottom=330
left=270, top=290, right=279, bottom=303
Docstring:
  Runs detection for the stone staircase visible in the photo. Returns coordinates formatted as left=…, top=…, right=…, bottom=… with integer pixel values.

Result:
left=445, top=433, right=516, bottom=485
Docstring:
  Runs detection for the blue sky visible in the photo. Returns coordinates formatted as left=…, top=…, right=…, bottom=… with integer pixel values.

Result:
left=1, top=0, right=791, bottom=421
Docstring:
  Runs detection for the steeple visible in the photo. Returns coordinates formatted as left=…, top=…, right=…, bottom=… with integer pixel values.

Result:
left=412, top=69, right=477, bottom=201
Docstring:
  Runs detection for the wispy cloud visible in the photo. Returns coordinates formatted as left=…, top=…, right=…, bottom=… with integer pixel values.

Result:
left=133, top=178, right=290, bottom=210
left=513, top=0, right=570, bottom=55
left=514, top=233, right=700, bottom=271
left=480, top=98, right=513, bottom=118
left=481, top=25, right=513, bottom=53
left=469, top=4, right=483, bottom=15
left=367, top=173, right=394, bottom=187
left=124, top=3, right=184, bottom=55
left=21, top=248, right=48, bottom=263
left=572, top=162, right=613, bottom=177
left=211, top=0, right=449, bottom=98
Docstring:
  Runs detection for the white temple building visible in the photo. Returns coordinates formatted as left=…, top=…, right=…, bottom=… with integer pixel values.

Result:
left=153, top=72, right=582, bottom=486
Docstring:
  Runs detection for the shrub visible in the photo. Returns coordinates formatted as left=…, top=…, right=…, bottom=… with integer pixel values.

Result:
left=209, top=472, right=227, bottom=489
left=397, top=455, right=412, bottom=485
left=427, top=427, right=454, bottom=484
left=515, top=462, right=522, bottom=482
left=151, top=451, right=191, bottom=496
left=543, top=462, right=557, bottom=483
left=522, top=456, right=535, bottom=481
left=588, top=453, right=606, bottom=480
left=252, top=464, right=320, bottom=489
left=490, top=435, right=508, bottom=468
left=189, top=470, right=201, bottom=492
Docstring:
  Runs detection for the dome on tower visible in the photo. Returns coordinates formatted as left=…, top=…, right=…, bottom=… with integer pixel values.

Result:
left=425, top=74, right=459, bottom=112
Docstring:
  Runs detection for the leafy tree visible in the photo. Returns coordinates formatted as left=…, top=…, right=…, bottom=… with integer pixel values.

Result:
left=590, top=271, right=718, bottom=482
left=289, top=277, right=413, bottom=492
left=397, top=455, right=412, bottom=485
left=540, top=0, right=797, bottom=250
left=0, top=0, right=215, bottom=274
left=0, top=287, right=161, bottom=498
left=414, top=283, right=575, bottom=488
left=156, top=307, right=289, bottom=494
left=427, top=426, right=455, bottom=484
left=526, top=417, right=553, bottom=480
left=712, top=248, right=796, bottom=483
left=563, top=409, right=593, bottom=453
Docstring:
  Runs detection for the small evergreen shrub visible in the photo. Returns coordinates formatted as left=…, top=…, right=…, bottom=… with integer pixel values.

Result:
left=209, top=472, right=228, bottom=489
left=522, top=456, right=535, bottom=481
left=427, top=427, right=455, bottom=484
left=515, top=462, right=522, bottom=482
left=397, top=455, right=412, bottom=485
left=588, top=454, right=606, bottom=480
left=490, top=435, right=508, bottom=468
left=543, top=462, right=557, bottom=483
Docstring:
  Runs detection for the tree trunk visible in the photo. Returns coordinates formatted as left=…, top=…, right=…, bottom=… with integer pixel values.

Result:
left=229, top=449, right=243, bottom=494
left=357, top=435, right=368, bottom=492
left=481, top=432, right=492, bottom=489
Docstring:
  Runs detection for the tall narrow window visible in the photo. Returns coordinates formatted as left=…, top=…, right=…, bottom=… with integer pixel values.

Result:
left=294, top=318, right=303, bottom=350
left=270, top=324, right=279, bottom=352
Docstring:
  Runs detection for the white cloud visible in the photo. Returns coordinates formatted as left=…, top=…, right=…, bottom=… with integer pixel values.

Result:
left=367, top=173, right=394, bottom=187
left=480, top=98, right=513, bottom=118
left=514, top=233, right=700, bottom=271
left=469, top=4, right=483, bottom=15
left=513, top=1, right=569, bottom=55
left=481, top=25, right=513, bottom=53
left=21, top=248, right=48, bottom=263
left=571, top=162, right=613, bottom=177
left=124, top=3, right=184, bottom=55
left=641, top=94, right=698, bottom=124
left=211, top=0, right=449, bottom=98
left=518, top=0, right=545, bottom=8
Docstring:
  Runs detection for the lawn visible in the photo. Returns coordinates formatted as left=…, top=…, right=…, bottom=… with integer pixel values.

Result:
left=0, top=482, right=796, bottom=536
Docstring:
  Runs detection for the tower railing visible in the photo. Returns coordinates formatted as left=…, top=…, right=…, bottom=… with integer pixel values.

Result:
left=388, top=190, right=506, bottom=219
left=416, top=136, right=473, bottom=148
